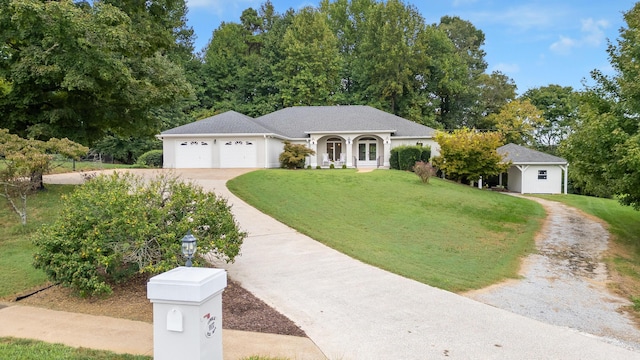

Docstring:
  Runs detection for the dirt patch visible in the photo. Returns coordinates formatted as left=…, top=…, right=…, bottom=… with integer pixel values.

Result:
left=9, top=275, right=306, bottom=338
left=465, top=195, right=640, bottom=351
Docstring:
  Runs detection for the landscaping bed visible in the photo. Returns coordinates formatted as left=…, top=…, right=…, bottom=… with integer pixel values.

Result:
left=11, top=276, right=306, bottom=337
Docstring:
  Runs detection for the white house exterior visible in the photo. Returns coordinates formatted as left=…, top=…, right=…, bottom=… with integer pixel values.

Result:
left=159, top=106, right=438, bottom=169
left=498, top=143, right=568, bottom=194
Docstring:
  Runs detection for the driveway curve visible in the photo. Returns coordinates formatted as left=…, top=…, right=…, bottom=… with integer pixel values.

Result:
left=44, top=169, right=640, bottom=359
left=466, top=195, right=640, bottom=351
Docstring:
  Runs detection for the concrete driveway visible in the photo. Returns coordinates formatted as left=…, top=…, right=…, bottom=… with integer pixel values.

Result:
left=45, top=168, right=640, bottom=359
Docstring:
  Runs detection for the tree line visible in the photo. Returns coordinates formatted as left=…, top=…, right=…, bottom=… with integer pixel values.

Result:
left=1, top=0, right=639, bottom=209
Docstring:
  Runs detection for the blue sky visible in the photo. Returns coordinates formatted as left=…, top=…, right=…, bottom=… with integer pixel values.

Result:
left=184, top=0, right=637, bottom=94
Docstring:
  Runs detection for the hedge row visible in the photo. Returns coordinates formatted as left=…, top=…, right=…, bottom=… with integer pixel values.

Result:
left=390, top=145, right=431, bottom=171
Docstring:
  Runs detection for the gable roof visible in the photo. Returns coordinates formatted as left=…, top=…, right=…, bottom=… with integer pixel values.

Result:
left=161, top=110, right=275, bottom=135
left=254, top=105, right=436, bottom=138
left=498, top=143, right=567, bottom=164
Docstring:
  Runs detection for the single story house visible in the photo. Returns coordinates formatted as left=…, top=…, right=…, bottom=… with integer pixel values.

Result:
left=158, top=105, right=438, bottom=169
left=497, top=143, right=568, bottom=194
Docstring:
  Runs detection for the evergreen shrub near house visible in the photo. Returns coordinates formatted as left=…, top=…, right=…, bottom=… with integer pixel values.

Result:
left=391, top=145, right=432, bottom=171
left=32, top=172, right=246, bottom=297
left=136, top=150, right=163, bottom=167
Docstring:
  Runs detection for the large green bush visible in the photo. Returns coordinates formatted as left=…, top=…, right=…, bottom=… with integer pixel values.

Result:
left=32, top=172, right=246, bottom=296
left=391, top=145, right=431, bottom=171
left=136, top=150, right=163, bottom=167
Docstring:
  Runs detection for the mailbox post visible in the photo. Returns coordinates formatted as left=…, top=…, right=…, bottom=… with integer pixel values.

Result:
left=147, top=266, right=227, bottom=360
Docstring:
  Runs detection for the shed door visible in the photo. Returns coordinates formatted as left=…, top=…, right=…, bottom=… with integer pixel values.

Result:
left=220, top=140, right=257, bottom=168
left=175, top=140, right=212, bottom=168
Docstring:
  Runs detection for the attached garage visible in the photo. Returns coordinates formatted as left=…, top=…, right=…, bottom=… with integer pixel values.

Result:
left=175, top=140, right=212, bottom=168
left=219, top=139, right=258, bottom=168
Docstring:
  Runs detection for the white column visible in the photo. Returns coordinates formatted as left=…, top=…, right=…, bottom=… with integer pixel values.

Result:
left=561, top=164, right=569, bottom=194
left=147, top=267, right=227, bottom=360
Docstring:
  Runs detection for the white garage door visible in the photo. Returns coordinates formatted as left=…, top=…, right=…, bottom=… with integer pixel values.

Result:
left=175, top=140, right=212, bottom=168
left=220, top=140, right=257, bottom=168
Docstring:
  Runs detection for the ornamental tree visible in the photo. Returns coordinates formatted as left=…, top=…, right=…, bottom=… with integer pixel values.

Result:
left=432, top=128, right=509, bottom=184
left=0, top=129, right=88, bottom=224
left=33, top=172, right=246, bottom=296
left=279, top=141, right=315, bottom=169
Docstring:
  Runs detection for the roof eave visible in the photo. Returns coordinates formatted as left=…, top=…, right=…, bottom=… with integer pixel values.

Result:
left=506, top=161, right=568, bottom=165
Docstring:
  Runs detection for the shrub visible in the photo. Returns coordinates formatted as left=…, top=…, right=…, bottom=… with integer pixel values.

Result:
left=390, top=145, right=431, bottom=171
left=390, top=149, right=400, bottom=169
left=419, top=146, right=431, bottom=162
left=136, top=150, right=163, bottom=168
left=342, top=164, right=347, bottom=169
left=329, top=163, right=335, bottom=169
left=414, top=161, right=435, bottom=183
left=279, top=141, right=315, bottom=169
left=399, top=147, right=421, bottom=171
left=32, top=172, right=246, bottom=297
left=316, top=165, right=321, bottom=169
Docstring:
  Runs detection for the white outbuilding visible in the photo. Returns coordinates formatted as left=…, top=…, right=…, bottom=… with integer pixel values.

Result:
left=497, top=143, right=568, bottom=194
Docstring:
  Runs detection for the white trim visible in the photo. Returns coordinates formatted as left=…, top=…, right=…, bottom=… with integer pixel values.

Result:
left=515, top=165, right=530, bottom=194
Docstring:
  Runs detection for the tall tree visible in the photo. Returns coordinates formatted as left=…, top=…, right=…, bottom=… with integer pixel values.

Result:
left=522, top=85, right=578, bottom=154
left=473, top=71, right=517, bottom=127
left=0, top=0, right=193, bottom=145
left=485, top=99, right=544, bottom=146
left=561, top=3, right=640, bottom=208
left=320, top=0, right=375, bottom=104
left=277, top=7, right=340, bottom=106
left=436, top=16, right=488, bottom=129
left=355, top=0, right=428, bottom=115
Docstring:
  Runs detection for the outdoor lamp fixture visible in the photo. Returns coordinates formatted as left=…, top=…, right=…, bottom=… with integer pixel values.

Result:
left=181, top=230, right=197, bottom=267
left=347, top=137, right=351, bottom=144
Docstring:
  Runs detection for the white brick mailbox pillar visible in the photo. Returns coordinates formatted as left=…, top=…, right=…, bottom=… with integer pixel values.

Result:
left=147, top=267, right=227, bottom=360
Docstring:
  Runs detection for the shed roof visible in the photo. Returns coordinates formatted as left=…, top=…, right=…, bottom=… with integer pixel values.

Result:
left=498, top=143, right=567, bottom=164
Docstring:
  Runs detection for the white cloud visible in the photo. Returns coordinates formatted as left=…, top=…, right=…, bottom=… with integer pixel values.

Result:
left=581, top=18, right=609, bottom=46
left=550, top=36, right=577, bottom=55
left=469, top=5, right=564, bottom=31
left=549, top=17, right=610, bottom=55
left=186, top=0, right=263, bottom=15
left=452, top=0, right=479, bottom=7
left=491, top=63, right=520, bottom=74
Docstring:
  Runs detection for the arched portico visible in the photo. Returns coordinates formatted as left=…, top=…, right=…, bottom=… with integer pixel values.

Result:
left=310, top=134, right=389, bottom=168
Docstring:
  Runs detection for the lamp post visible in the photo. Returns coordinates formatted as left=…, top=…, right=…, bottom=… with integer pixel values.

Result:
left=181, top=230, right=197, bottom=267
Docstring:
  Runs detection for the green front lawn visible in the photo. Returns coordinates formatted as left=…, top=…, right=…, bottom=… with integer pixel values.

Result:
left=0, top=185, right=76, bottom=298
left=228, top=169, right=545, bottom=292
left=0, top=338, right=150, bottom=360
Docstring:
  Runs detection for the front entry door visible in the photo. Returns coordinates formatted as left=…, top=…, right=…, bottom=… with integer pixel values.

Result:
left=358, top=138, right=377, bottom=166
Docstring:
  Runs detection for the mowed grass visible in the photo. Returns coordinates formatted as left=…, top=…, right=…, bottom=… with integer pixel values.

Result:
left=0, top=338, right=150, bottom=360
left=227, top=169, right=545, bottom=292
left=534, top=194, right=640, bottom=298
left=0, top=185, right=75, bottom=298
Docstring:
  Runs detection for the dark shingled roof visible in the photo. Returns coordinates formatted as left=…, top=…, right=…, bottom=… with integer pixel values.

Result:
left=161, top=111, right=275, bottom=135
left=253, top=105, right=436, bottom=138
left=160, top=106, right=436, bottom=139
left=498, top=143, right=567, bottom=164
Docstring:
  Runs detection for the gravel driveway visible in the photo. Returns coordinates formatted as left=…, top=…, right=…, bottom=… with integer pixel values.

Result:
left=465, top=195, right=640, bottom=351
